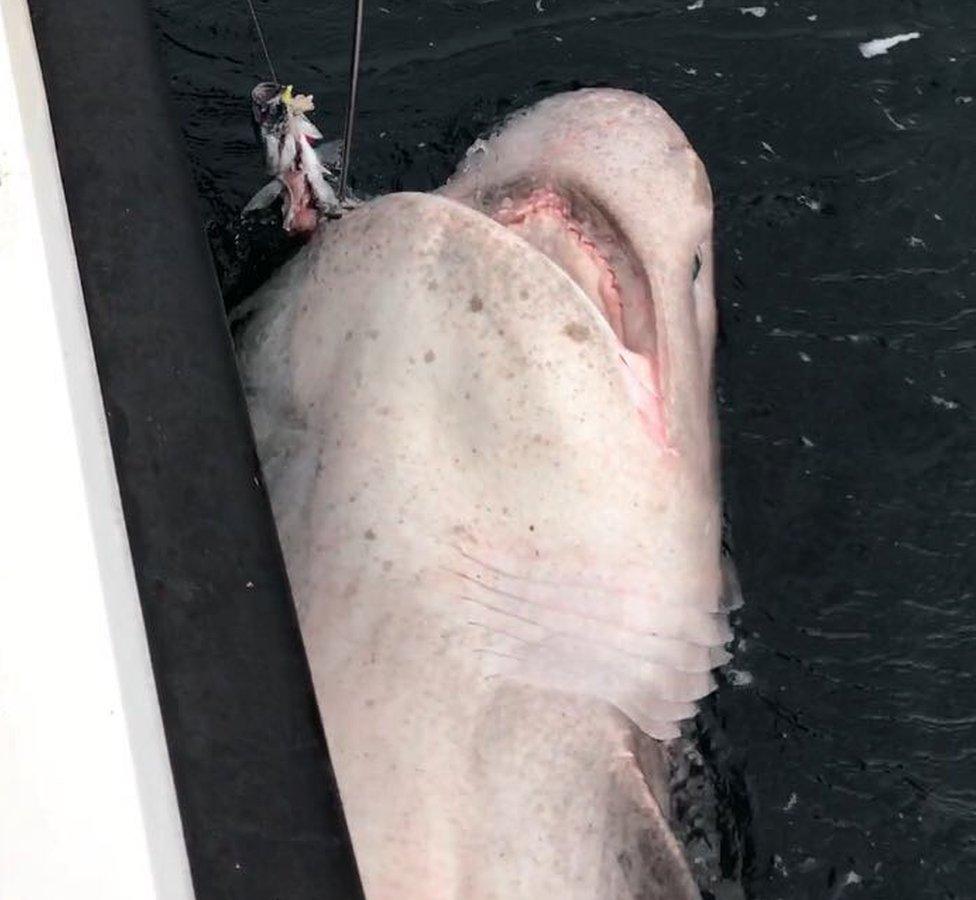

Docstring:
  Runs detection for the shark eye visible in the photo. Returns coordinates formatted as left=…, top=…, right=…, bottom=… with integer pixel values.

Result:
left=692, top=252, right=702, bottom=282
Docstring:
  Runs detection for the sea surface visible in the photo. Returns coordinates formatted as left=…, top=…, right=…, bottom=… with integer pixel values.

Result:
left=150, top=1, right=976, bottom=896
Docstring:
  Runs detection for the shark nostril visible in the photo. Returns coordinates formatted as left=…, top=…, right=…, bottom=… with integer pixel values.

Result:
left=692, top=253, right=702, bottom=282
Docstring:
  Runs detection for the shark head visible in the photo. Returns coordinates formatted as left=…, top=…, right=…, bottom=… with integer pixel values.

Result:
left=441, top=88, right=718, bottom=472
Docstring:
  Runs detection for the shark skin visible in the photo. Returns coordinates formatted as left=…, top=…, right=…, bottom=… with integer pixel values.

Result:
left=238, top=88, right=731, bottom=899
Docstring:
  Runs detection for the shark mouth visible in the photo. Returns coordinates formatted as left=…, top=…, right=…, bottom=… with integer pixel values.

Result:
left=478, top=181, right=667, bottom=444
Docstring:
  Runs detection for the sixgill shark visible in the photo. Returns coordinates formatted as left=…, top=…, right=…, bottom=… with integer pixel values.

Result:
left=237, top=86, right=737, bottom=899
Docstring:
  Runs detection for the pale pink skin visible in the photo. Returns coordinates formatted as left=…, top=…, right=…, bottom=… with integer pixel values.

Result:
left=239, top=89, right=727, bottom=899
left=282, top=168, right=320, bottom=235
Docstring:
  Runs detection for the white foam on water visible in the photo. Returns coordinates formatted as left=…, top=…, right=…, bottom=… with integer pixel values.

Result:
left=726, top=668, right=754, bottom=687
left=859, top=32, right=921, bottom=58
left=931, top=395, right=959, bottom=410
left=739, top=6, right=767, bottom=17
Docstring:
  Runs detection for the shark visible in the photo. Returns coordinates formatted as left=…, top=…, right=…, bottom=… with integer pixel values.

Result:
left=237, top=87, right=736, bottom=899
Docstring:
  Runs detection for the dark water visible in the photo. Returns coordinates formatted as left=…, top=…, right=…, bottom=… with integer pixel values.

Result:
left=151, top=1, right=976, bottom=896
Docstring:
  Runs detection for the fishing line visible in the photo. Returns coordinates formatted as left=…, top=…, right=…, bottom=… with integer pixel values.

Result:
left=338, top=0, right=365, bottom=202
left=244, top=0, right=279, bottom=86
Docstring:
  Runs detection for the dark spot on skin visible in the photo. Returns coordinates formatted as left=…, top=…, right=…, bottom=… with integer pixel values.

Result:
left=424, top=349, right=436, bottom=363
left=451, top=523, right=479, bottom=544
left=364, top=528, right=376, bottom=540
left=382, top=560, right=393, bottom=572
left=529, top=524, right=535, bottom=532
left=428, top=279, right=439, bottom=291
left=469, top=296, right=484, bottom=312
left=563, top=322, right=590, bottom=342
left=367, top=329, right=380, bottom=340
left=345, top=330, right=353, bottom=341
